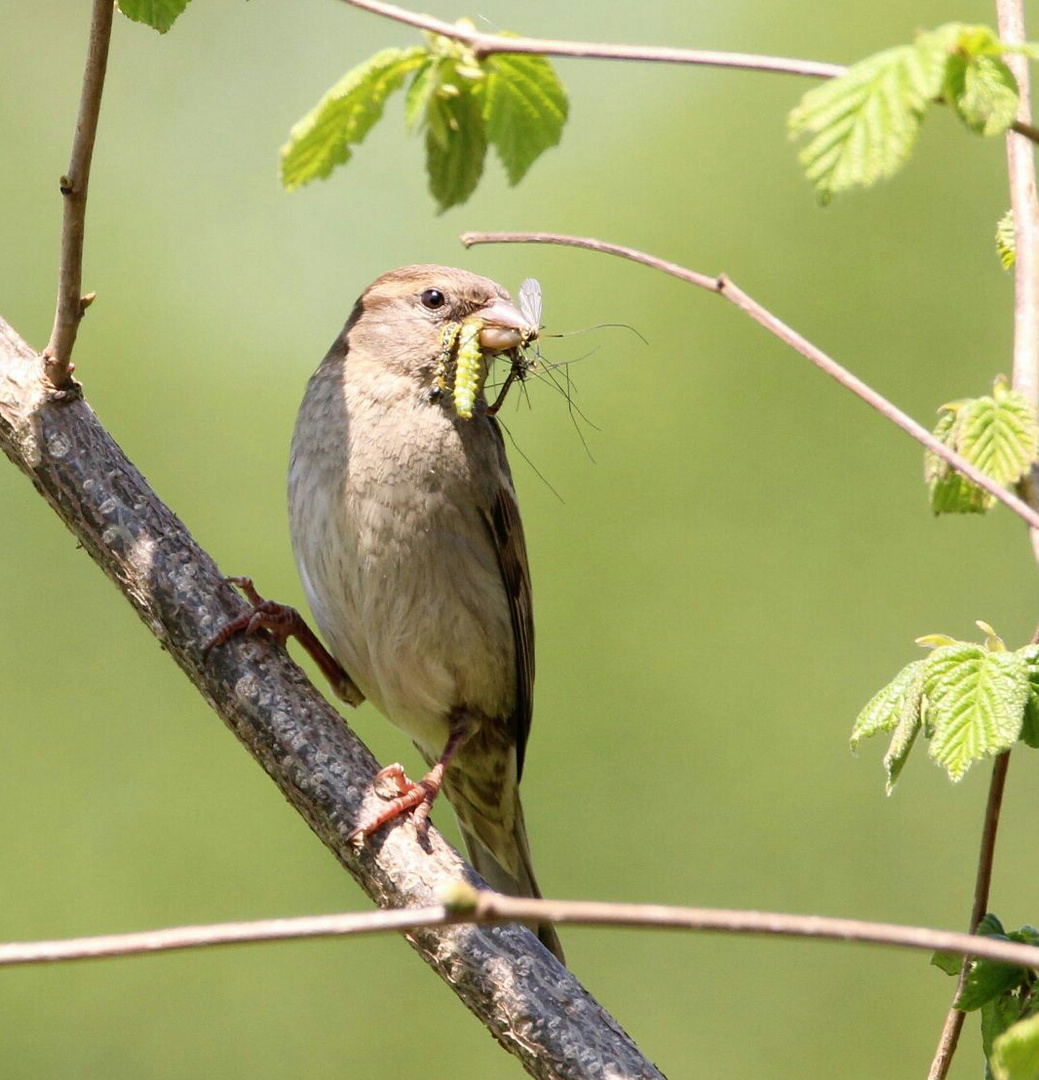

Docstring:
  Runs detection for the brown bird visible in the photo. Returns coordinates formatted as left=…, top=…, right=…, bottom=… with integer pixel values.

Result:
left=212, top=265, right=562, bottom=961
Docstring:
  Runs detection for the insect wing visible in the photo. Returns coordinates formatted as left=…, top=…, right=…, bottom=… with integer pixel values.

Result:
left=518, top=277, right=543, bottom=332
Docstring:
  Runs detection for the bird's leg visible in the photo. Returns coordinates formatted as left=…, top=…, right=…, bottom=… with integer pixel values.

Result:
left=203, top=576, right=364, bottom=707
left=348, top=716, right=470, bottom=845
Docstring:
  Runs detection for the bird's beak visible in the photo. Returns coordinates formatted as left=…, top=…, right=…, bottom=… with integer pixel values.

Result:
left=476, top=298, right=537, bottom=354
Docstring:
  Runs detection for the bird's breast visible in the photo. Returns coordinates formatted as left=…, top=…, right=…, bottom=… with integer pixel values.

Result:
left=288, top=372, right=515, bottom=753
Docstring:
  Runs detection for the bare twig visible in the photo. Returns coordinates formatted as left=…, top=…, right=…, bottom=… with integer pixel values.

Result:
left=337, top=0, right=1039, bottom=152
left=42, top=0, right=113, bottom=390
left=0, top=316, right=662, bottom=1080
left=7, top=886, right=1039, bottom=972
left=1010, top=119, right=1039, bottom=146
left=927, top=752, right=1011, bottom=1080
left=334, top=0, right=846, bottom=77
left=461, top=231, right=1039, bottom=531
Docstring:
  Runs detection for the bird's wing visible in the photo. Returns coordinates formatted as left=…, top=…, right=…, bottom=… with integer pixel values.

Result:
left=482, top=415, right=535, bottom=780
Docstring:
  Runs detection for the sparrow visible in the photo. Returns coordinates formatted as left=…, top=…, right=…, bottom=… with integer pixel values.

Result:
left=210, top=265, right=562, bottom=961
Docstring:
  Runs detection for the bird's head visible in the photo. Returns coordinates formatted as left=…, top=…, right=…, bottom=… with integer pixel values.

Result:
left=339, top=265, right=536, bottom=411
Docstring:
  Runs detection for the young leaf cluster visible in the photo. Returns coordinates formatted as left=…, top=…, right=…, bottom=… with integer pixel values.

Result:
left=851, top=623, right=1039, bottom=792
left=924, top=376, right=1039, bottom=514
left=932, top=914, right=1039, bottom=1079
left=280, top=22, right=568, bottom=212
left=997, top=210, right=1017, bottom=270
left=789, top=24, right=1038, bottom=203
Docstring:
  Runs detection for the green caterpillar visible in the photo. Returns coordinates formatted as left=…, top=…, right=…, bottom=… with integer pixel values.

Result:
left=452, top=318, right=485, bottom=419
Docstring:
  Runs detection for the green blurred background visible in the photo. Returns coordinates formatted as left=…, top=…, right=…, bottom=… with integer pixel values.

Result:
left=3, top=1, right=1038, bottom=1076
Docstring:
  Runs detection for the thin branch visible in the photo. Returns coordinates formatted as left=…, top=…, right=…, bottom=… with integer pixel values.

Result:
left=7, top=887, right=1039, bottom=971
left=42, top=0, right=113, bottom=391
left=337, top=0, right=1039, bottom=150
left=927, top=751, right=1011, bottom=1080
left=0, top=315, right=662, bottom=1080
left=461, top=231, right=1039, bottom=532
left=334, top=0, right=846, bottom=78
left=1010, top=119, right=1039, bottom=146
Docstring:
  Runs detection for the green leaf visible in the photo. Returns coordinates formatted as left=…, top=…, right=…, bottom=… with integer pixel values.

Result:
left=425, top=84, right=487, bottom=212
left=923, top=643, right=1029, bottom=781
left=483, top=52, right=569, bottom=185
left=998, top=210, right=1017, bottom=270
left=851, top=659, right=926, bottom=747
left=117, top=0, right=190, bottom=33
left=961, top=380, right=1039, bottom=485
left=932, top=949, right=965, bottom=976
left=925, top=379, right=1039, bottom=514
left=946, top=52, right=1019, bottom=135
left=985, top=996, right=1034, bottom=1069
left=788, top=31, right=948, bottom=203
left=789, top=23, right=1033, bottom=201
left=851, top=659, right=927, bottom=793
left=992, top=1012, right=1039, bottom=1080
left=404, top=57, right=439, bottom=133
left=926, top=407, right=991, bottom=513
left=883, top=695, right=923, bottom=793
left=957, top=954, right=1026, bottom=1011
left=281, top=47, right=428, bottom=191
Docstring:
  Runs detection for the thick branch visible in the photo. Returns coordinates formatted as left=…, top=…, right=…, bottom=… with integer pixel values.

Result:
left=998, top=0, right=1039, bottom=573
left=1001, top=1, right=1039, bottom=408
left=335, top=0, right=845, bottom=77
left=0, top=316, right=663, bottom=1080
left=43, top=0, right=113, bottom=389
left=461, top=231, right=1039, bottom=531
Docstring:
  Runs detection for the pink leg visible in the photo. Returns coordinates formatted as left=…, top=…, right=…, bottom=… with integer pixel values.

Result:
left=204, top=576, right=364, bottom=706
left=348, top=723, right=469, bottom=843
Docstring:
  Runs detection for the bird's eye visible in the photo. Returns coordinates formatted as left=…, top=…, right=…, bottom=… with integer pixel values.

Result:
left=420, top=288, right=446, bottom=310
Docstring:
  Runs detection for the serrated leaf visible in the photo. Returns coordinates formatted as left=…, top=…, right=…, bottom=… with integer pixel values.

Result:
left=281, top=47, right=428, bottom=191
left=924, top=644, right=1029, bottom=781
left=425, top=84, right=487, bottom=212
left=925, top=383, right=1039, bottom=514
left=884, top=694, right=923, bottom=793
left=992, top=1012, right=1039, bottom=1080
left=483, top=52, right=568, bottom=185
left=117, top=0, right=190, bottom=33
left=851, top=659, right=926, bottom=747
left=998, top=210, right=1017, bottom=270
left=926, top=409, right=992, bottom=513
left=946, top=52, right=1019, bottom=135
left=960, top=389, right=1039, bottom=485
left=788, top=31, right=948, bottom=203
left=404, top=57, right=439, bottom=133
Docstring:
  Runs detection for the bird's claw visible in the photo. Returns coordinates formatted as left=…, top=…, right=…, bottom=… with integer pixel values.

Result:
left=348, top=763, right=438, bottom=845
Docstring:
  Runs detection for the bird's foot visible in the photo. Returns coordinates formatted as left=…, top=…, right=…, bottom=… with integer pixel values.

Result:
left=348, top=763, right=442, bottom=845
left=204, top=576, right=364, bottom=706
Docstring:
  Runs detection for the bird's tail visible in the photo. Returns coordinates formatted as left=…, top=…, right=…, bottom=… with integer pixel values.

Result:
left=458, top=804, right=565, bottom=963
